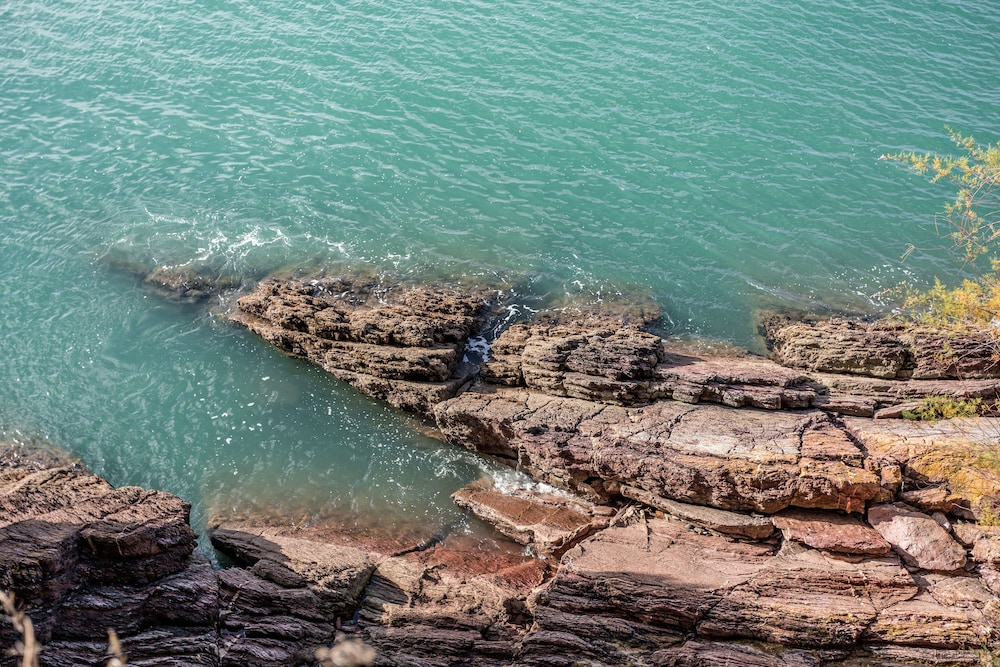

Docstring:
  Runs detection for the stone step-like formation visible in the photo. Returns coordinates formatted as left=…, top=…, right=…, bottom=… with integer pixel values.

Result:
left=7, top=274, right=1000, bottom=666
left=0, top=441, right=216, bottom=667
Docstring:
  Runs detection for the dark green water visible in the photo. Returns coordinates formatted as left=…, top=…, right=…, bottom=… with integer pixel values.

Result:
left=2, top=0, right=998, bottom=537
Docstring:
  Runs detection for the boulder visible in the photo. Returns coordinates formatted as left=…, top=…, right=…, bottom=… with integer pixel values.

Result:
left=868, top=503, right=968, bottom=572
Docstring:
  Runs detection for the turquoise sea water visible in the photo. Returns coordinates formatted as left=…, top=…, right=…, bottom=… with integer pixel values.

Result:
left=2, top=0, right=999, bottom=539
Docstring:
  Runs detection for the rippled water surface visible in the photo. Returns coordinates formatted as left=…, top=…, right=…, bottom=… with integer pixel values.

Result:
left=2, top=0, right=999, bottom=537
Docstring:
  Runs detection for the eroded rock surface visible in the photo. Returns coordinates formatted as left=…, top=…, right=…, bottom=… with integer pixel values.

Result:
left=232, top=276, right=501, bottom=414
left=762, top=316, right=1000, bottom=381
left=9, top=277, right=1000, bottom=666
left=436, top=388, right=879, bottom=513
left=0, top=441, right=212, bottom=667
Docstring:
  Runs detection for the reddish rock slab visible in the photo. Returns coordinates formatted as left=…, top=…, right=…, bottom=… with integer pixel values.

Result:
left=771, top=509, right=891, bottom=556
left=868, top=503, right=968, bottom=572
left=435, top=388, right=879, bottom=513
left=359, top=534, right=549, bottom=667
left=523, top=516, right=775, bottom=664
left=699, top=546, right=917, bottom=648
left=452, top=480, right=613, bottom=557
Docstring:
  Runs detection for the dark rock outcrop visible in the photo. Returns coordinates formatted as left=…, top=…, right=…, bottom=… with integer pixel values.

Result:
left=0, top=441, right=214, bottom=667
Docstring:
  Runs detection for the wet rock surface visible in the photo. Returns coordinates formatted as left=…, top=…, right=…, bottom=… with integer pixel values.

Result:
left=7, top=278, right=1000, bottom=666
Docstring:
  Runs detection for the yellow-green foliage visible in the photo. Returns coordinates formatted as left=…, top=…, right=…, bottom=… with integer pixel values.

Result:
left=883, top=129, right=1000, bottom=266
left=901, top=395, right=985, bottom=421
left=899, top=267, right=1000, bottom=330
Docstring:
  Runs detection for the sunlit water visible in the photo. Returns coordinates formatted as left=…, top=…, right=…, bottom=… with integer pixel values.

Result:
left=2, top=0, right=998, bottom=544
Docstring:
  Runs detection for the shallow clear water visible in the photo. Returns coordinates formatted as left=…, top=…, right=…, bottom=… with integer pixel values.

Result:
left=2, top=0, right=999, bottom=537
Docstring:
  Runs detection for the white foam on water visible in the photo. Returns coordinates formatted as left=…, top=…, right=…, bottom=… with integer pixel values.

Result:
left=462, top=336, right=491, bottom=364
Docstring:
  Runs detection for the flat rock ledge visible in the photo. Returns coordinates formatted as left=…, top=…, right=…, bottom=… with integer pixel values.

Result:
left=5, top=276, right=1000, bottom=666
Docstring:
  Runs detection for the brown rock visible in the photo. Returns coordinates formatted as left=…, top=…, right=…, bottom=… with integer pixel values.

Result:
left=210, top=528, right=376, bottom=617
left=359, top=534, right=549, bottom=666
left=655, top=641, right=822, bottom=666
left=451, top=480, right=612, bottom=557
left=620, top=486, right=774, bottom=540
left=814, top=372, right=1000, bottom=418
left=766, top=319, right=909, bottom=379
left=762, top=317, right=1000, bottom=380
left=868, top=503, right=968, bottom=572
left=900, top=485, right=964, bottom=514
left=772, top=509, right=891, bottom=555
left=973, top=534, right=1000, bottom=566
left=527, top=515, right=920, bottom=659
left=523, top=516, right=774, bottom=664
left=699, top=546, right=916, bottom=648
left=0, top=440, right=213, bottom=666
left=232, top=276, right=501, bottom=414
left=845, top=417, right=1000, bottom=521
left=436, top=388, right=879, bottom=513
left=483, top=319, right=822, bottom=410
left=865, top=591, right=996, bottom=649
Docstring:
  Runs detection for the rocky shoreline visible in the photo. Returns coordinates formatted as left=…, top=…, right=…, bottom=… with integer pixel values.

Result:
left=3, top=272, right=1000, bottom=666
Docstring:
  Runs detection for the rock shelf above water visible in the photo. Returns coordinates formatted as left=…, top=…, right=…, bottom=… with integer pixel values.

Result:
left=4, top=273, right=1000, bottom=666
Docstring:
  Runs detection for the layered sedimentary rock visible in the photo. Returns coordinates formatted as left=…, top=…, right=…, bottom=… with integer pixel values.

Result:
left=232, top=276, right=501, bottom=414
left=761, top=315, right=1000, bottom=381
left=219, top=275, right=1000, bottom=665
left=0, top=441, right=216, bottom=667
left=7, top=275, right=1000, bottom=666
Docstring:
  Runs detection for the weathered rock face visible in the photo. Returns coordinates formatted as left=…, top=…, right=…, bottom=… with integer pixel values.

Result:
left=483, top=319, right=820, bottom=410
left=209, top=528, right=377, bottom=667
left=11, top=276, right=1000, bottom=667
left=844, top=416, right=1000, bottom=521
left=232, top=276, right=501, bottom=414
left=436, top=388, right=879, bottom=513
left=762, top=316, right=1000, bottom=381
left=359, top=535, right=550, bottom=667
left=0, top=440, right=214, bottom=667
